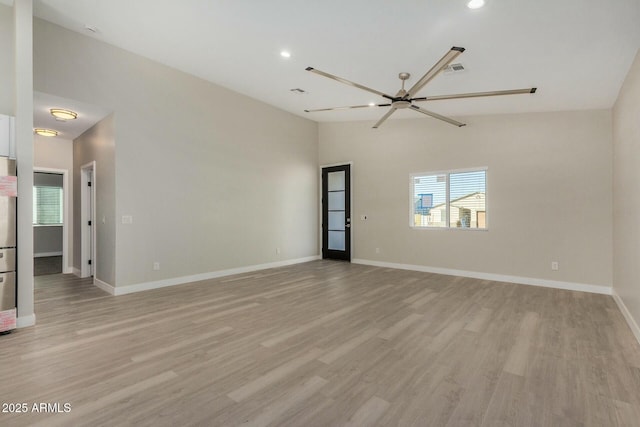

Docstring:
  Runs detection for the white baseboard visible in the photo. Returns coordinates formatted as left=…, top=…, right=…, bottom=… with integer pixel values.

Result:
left=352, top=258, right=612, bottom=295
left=72, top=267, right=81, bottom=277
left=94, top=277, right=116, bottom=295
left=34, top=251, right=63, bottom=258
left=17, top=313, right=36, bottom=328
left=612, top=289, right=640, bottom=345
left=112, top=255, right=321, bottom=296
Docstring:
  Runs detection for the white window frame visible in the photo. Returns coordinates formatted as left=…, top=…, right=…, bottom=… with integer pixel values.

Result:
left=409, top=166, right=488, bottom=231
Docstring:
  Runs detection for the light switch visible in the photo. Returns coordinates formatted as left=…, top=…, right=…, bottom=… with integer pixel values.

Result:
left=122, top=215, right=133, bottom=224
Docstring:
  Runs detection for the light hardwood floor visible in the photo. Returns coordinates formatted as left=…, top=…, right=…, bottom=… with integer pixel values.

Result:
left=1, top=261, right=640, bottom=426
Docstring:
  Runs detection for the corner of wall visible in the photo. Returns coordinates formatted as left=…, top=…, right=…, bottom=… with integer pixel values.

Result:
left=612, top=48, right=640, bottom=345
left=612, top=289, right=640, bottom=345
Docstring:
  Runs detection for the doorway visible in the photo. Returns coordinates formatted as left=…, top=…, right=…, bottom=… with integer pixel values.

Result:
left=80, top=162, right=96, bottom=278
left=33, top=168, right=70, bottom=276
left=322, top=164, right=351, bottom=261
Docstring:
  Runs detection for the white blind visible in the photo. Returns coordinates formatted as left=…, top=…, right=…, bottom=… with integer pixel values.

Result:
left=412, top=169, right=486, bottom=229
left=413, top=174, right=446, bottom=227
left=449, top=171, right=486, bottom=228
left=33, top=186, right=63, bottom=225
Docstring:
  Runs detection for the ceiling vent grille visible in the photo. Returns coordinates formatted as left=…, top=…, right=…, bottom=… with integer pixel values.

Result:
left=443, top=63, right=465, bottom=74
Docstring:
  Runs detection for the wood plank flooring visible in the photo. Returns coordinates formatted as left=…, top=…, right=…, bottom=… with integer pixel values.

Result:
left=1, top=260, right=639, bottom=426
left=33, top=256, right=62, bottom=276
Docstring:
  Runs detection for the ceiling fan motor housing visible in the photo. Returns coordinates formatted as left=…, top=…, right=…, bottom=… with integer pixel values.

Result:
left=392, top=100, right=412, bottom=109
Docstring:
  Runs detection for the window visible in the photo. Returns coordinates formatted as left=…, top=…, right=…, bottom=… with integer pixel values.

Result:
left=411, top=168, right=487, bottom=229
left=33, top=186, right=63, bottom=225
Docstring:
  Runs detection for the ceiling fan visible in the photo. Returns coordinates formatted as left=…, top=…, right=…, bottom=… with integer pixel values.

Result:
left=305, top=46, right=537, bottom=128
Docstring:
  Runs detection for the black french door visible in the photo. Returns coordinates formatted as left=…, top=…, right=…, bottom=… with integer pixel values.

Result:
left=322, top=164, right=351, bottom=261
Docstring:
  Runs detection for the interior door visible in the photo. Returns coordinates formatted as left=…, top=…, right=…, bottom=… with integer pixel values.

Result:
left=81, top=166, right=94, bottom=278
left=88, top=169, right=94, bottom=277
left=322, top=164, right=351, bottom=261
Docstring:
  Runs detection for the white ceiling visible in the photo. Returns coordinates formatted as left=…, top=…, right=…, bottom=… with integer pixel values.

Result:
left=34, top=92, right=111, bottom=140
left=21, top=0, right=640, bottom=124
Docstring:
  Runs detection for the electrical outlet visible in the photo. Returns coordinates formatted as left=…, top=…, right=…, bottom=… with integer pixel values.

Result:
left=551, top=261, right=559, bottom=271
left=276, top=247, right=281, bottom=255
left=375, top=248, right=380, bottom=254
left=153, top=262, right=160, bottom=271
left=122, top=215, right=133, bottom=224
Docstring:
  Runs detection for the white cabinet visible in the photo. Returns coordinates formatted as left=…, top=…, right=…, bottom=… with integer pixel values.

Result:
left=0, top=114, right=16, bottom=159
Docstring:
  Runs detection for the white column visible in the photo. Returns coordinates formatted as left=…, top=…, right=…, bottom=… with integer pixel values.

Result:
left=14, top=0, right=34, bottom=327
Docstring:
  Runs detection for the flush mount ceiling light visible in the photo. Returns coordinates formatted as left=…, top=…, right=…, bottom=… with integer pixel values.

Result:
left=50, top=108, right=78, bottom=121
left=34, top=128, right=58, bottom=137
left=467, top=0, right=485, bottom=9
left=280, top=50, right=291, bottom=58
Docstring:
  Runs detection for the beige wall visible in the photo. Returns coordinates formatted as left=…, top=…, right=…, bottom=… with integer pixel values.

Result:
left=0, top=5, right=13, bottom=115
left=319, top=110, right=613, bottom=287
left=613, top=49, right=640, bottom=328
left=34, top=135, right=73, bottom=171
left=73, top=115, right=116, bottom=285
left=33, top=226, right=62, bottom=254
left=34, top=19, right=319, bottom=287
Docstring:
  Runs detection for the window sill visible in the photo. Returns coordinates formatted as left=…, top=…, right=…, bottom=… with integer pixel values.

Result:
left=33, top=224, right=63, bottom=227
left=410, top=226, right=488, bottom=232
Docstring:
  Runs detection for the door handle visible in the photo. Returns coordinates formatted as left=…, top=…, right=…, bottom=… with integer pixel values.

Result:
left=345, top=224, right=351, bottom=228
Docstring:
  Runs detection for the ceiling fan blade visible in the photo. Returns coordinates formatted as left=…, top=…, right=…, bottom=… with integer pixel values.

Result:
left=412, top=88, right=537, bottom=102
left=305, top=103, right=391, bottom=113
left=409, top=105, right=466, bottom=127
left=406, top=47, right=465, bottom=99
left=372, top=107, right=397, bottom=129
left=306, top=67, right=394, bottom=100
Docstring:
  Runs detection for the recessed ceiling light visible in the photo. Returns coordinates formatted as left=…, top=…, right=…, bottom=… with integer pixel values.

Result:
left=34, top=128, right=58, bottom=137
left=467, top=0, right=485, bottom=9
left=280, top=51, right=291, bottom=58
left=50, top=108, right=78, bottom=120
left=368, top=102, right=376, bottom=107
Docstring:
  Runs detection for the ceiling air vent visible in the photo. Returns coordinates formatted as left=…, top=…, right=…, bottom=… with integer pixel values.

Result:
left=290, top=88, right=307, bottom=94
left=443, top=63, right=465, bottom=74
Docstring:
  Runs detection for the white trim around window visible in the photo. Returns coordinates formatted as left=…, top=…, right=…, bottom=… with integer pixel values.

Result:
left=410, top=166, right=488, bottom=231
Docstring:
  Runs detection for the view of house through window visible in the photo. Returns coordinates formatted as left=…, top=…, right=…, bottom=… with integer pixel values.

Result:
left=411, top=169, right=486, bottom=229
left=33, top=186, right=63, bottom=225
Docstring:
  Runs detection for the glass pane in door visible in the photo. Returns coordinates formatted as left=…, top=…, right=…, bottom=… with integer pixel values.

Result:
left=328, top=211, right=345, bottom=230
left=328, top=231, right=346, bottom=250
left=327, top=170, right=346, bottom=251
left=328, top=171, right=345, bottom=191
left=328, top=191, right=345, bottom=211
